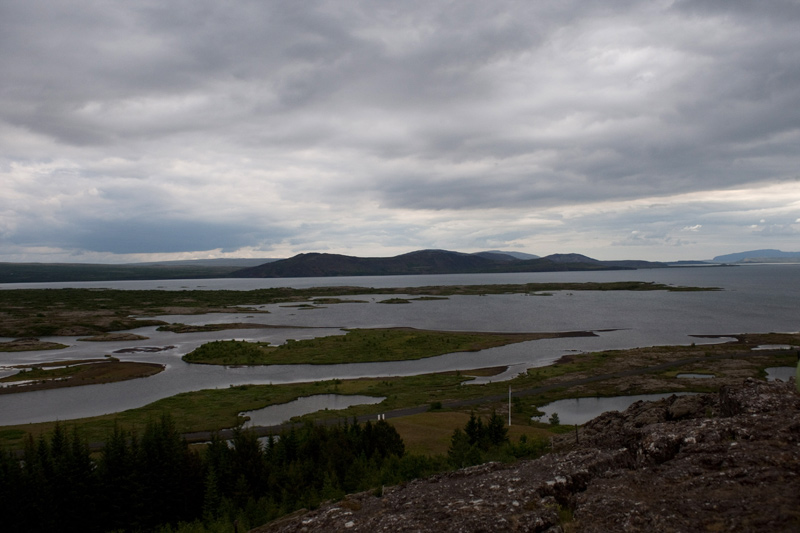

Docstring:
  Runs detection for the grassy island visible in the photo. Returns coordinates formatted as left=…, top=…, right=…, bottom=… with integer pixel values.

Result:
left=0, top=359, right=164, bottom=394
left=182, top=328, right=596, bottom=365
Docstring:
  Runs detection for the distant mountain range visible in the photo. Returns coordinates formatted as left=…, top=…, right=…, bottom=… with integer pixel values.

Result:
left=712, top=249, right=800, bottom=263
left=232, top=250, right=668, bottom=278
left=0, top=249, right=693, bottom=283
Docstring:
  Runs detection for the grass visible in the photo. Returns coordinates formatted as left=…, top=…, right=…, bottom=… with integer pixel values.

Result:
left=0, top=373, right=469, bottom=448
left=183, top=339, right=277, bottom=365
left=1, top=333, right=796, bottom=451
left=391, top=411, right=473, bottom=455
left=391, top=410, right=554, bottom=456
left=182, top=328, right=586, bottom=365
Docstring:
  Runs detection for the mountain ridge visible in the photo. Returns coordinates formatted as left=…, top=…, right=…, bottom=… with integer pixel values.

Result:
left=712, top=249, right=800, bottom=263
left=232, top=249, right=668, bottom=278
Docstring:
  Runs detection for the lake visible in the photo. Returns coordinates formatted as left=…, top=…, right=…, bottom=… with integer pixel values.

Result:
left=532, top=392, right=699, bottom=426
left=1, top=264, right=798, bottom=425
left=241, top=394, right=385, bottom=428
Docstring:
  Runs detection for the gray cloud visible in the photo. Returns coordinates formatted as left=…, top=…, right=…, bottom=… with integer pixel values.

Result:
left=10, top=217, right=279, bottom=255
left=2, top=0, right=799, bottom=262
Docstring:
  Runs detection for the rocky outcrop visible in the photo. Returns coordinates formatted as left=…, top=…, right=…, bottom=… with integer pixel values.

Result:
left=257, top=379, right=800, bottom=532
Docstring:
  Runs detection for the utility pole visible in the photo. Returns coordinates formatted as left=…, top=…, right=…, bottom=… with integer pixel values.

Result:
left=508, top=386, right=512, bottom=426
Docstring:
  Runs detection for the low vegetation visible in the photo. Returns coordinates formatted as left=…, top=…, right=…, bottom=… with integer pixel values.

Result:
left=0, top=359, right=165, bottom=394
left=2, top=334, right=795, bottom=453
left=0, top=338, right=68, bottom=352
left=182, top=328, right=590, bottom=365
left=157, top=322, right=275, bottom=333
left=183, top=339, right=276, bottom=365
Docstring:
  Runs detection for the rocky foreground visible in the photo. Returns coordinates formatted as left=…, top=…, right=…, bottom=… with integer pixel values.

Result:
left=258, top=378, right=800, bottom=532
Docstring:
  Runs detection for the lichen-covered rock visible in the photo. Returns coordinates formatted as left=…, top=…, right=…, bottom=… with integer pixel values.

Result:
left=255, top=379, right=800, bottom=532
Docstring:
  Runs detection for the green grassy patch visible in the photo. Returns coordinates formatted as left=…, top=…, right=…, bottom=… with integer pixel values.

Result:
left=0, top=373, right=471, bottom=449
left=182, top=328, right=570, bottom=365
left=0, top=428, right=26, bottom=447
left=391, top=410, right=552, bottom=456
left=0, top=338, right=795, bottom=451
left=182, top=339, right=277, bottom=365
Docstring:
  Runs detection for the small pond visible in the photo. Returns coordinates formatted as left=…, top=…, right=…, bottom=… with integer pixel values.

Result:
left=752, top=345, right=797, bottom=351
left=676, top=373, right=714, bottom=379
left=241, top=394, right=385, bottom=428
left=532, top=392, right=696, bottom=426
left=765, top=366, right=796, bottom=382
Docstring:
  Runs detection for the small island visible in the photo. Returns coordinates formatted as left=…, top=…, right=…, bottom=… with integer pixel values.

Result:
left=0, top=358, right=165, bottom=394
left=181, top=328, right=598, bottom=365
left=0, top=337, right=68, bottom=352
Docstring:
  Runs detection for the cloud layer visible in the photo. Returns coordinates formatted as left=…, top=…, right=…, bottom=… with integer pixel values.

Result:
left=2, top=0, right=799, bottom=262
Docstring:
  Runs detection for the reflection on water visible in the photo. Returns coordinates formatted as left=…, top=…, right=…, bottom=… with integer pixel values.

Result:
left=241, top=394, right=384, bottom=428
left=532, top=392, right=697, bottom=426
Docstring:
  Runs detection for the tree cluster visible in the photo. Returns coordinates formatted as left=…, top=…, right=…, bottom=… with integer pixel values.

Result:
left=0, top=415, right=442, bottom=532
left=448, top=411, right=548, bottom=468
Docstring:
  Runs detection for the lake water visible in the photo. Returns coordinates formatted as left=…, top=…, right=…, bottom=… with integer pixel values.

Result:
left=532, top=392, right=698, bottom=426
left=1, top=265, right=798, bottom=425
left=765, top=366, right=796, bottom=382
left=241, top=394, right=385, bottom=428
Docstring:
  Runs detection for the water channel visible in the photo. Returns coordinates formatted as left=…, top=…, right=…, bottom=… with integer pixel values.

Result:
left=1, top=265, right=798, bottom=425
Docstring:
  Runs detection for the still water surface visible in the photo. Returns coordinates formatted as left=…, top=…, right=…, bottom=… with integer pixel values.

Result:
left=533, top=393, right=698, bottom=426
left=1, top=265, right=798, bottom=425
left=241, top=394, right=385, bottom=428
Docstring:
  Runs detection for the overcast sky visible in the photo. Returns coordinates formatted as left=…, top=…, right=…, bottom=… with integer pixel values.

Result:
left=2, top=1, right=799, bottom=263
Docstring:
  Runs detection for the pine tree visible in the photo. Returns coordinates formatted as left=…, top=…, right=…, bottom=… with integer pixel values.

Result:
left=487, top=410, right=509, bottom=446
left=448, top=428, right=472, bottom=468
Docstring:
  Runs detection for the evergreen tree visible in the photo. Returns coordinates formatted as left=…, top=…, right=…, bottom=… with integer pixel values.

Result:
left=0, top=448, right=24, bottom=531
left=487, top=410, right=509, bottom=446
left=99, top=424, right=139, bottom=531
left=448, top=428, right=472, bottom=468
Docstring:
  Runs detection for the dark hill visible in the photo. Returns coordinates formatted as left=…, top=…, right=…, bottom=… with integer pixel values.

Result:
left=713, top=249, right=800, bottom=263
left=481, top=250, right=539, bottom=260
left=232, top=250, right=668, bottom=278
left=232, top=250, right=502, bottom=278
left=541, top=253, right=601, bottom=264
left=471, top=251, right=520, bottom=262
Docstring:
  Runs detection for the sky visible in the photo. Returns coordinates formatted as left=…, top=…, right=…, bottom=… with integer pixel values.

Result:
left=2, top=0, right=799, bottom=264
